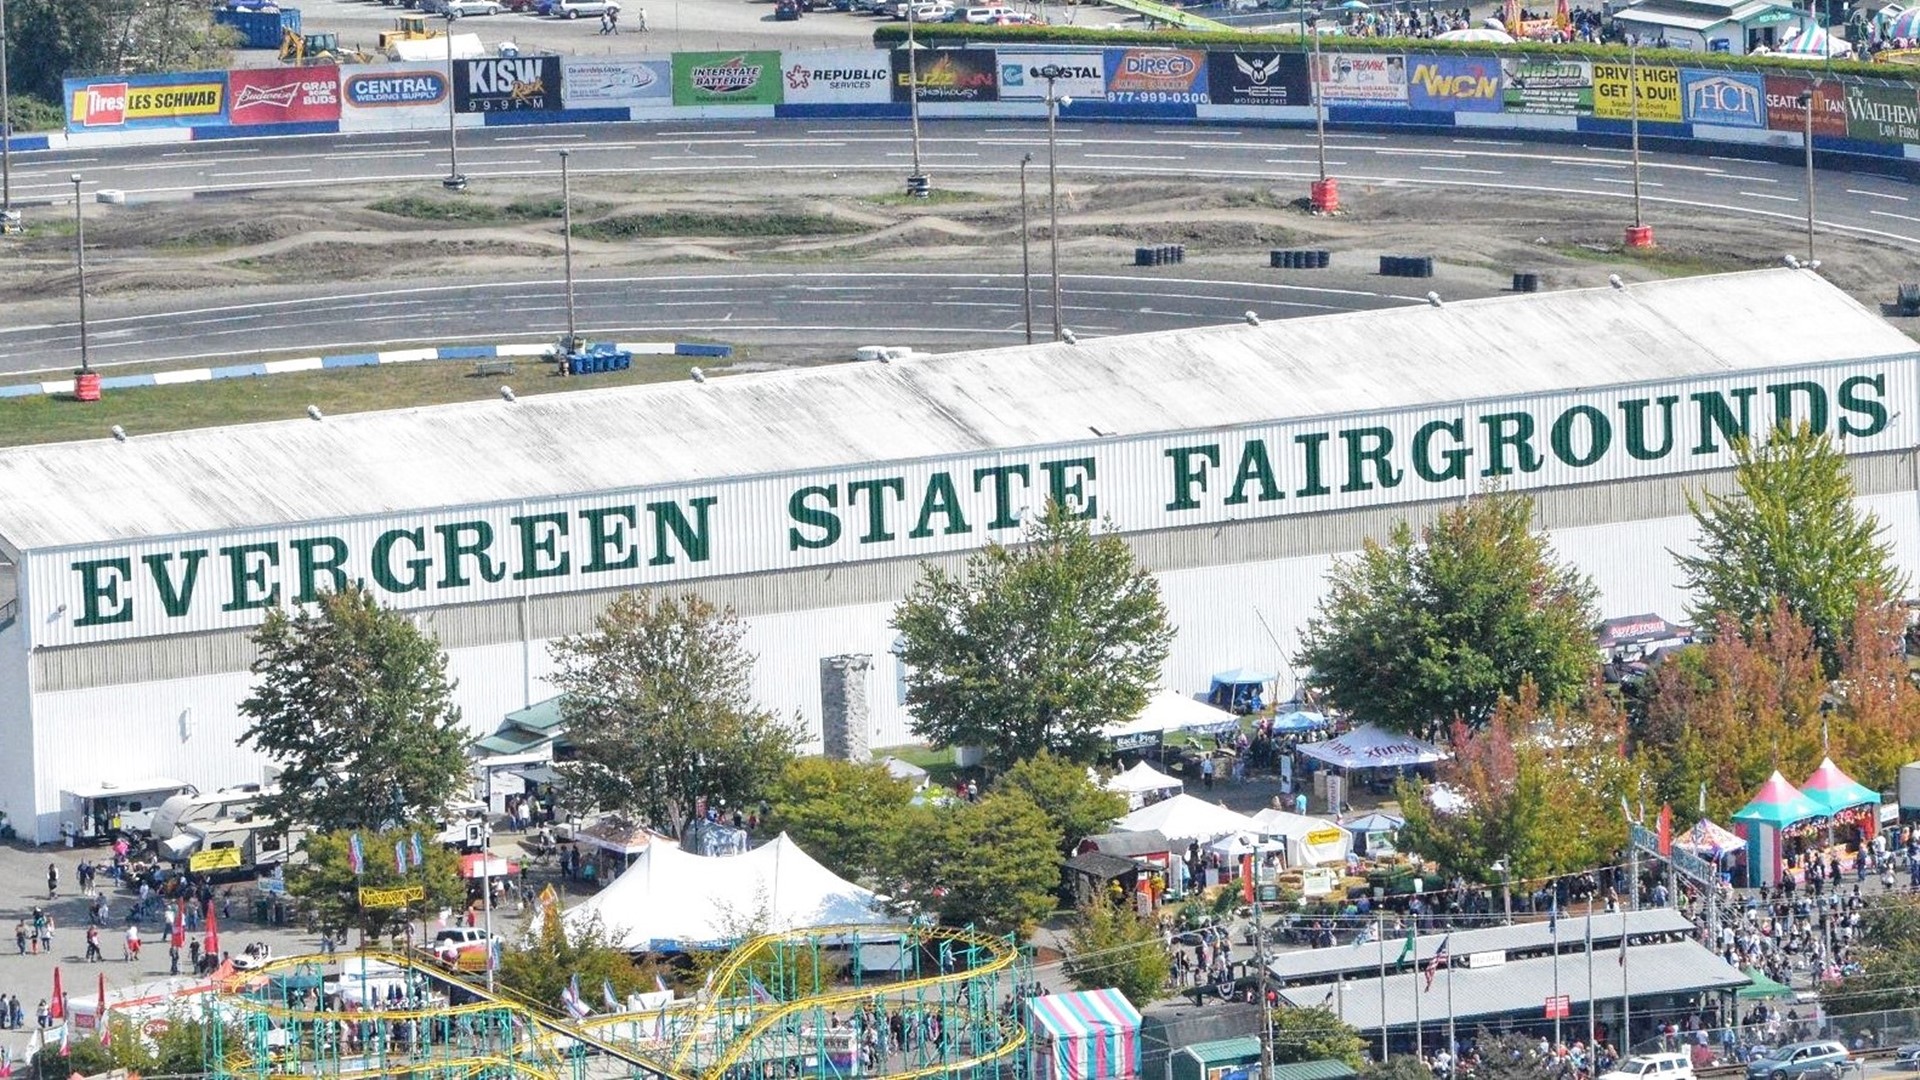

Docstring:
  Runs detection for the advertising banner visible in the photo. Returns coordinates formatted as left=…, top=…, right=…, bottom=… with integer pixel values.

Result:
left=65, top=71, right=228, bottom=131
left=890, top=49, right=998, bottom=103
left=780, top=49, right=891, bottom=105
left=1406, top=55, right=1501, bottom=112
left=1764, top=75, right=1846, bottom=137
left=455, top=55, right=562, bottom=112
left=228, top=66, right=342, bottom=126
left=562, top=57, right=671, bottom=109
left=1102, top=48, right=1207, bottom=105
left=1205, top=51, right=1310, bottom=107
left=1501, top=59, right=1591, bottom=115
left=1593, top=63, right=1680, bottom=122
left=996, top=50, right=1107, bottom=100
left=673, top=51, right=783, bottom=106
left=338, top=63, right=450, bottom=131
left=1680, top=69, right=1764, bottom=128
left=1844, top=82, right=1920, bottom=143
left=1312, top=53, right=1407, bottom=105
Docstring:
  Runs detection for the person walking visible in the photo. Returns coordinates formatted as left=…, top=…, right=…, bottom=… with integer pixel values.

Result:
left=13, top=921, right=25, bottom=955
left=124, top=923, right=141, bottom=963
left=606, top=7, right=619, bottom=31
left=46, top=862, right=58, bottom=900
left=85, top=926, right=101, bottom=963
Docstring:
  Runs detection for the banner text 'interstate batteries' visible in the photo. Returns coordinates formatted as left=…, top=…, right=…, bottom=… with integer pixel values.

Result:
left=65, top=71, right=228, bottom=131
left=673, top=51, right=783, bottom=106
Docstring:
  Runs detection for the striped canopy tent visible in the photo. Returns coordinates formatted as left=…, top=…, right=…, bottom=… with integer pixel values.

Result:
left=1801, top=757, right=1881, bottom=821
left=1886, top=6, right=1920, bottom=37
left=1028, top=989, right=1143, bottom=1080
left=1731, top=771, right=1825, bottom=887
left=1673, top=818, right=1746, bottom=860
left=1776, top=26, right=1852, bottom=55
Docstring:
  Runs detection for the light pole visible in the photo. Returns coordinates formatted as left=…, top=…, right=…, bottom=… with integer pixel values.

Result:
left=560, top=149, right=577, bottom=353
left=1035, top=64, right=1071, bottom=342
left=1, top=0, right=13, bottom=216
left=1800, top=87, right=1817, bottom=266
left=1308, top=12, right=1334, bottom=212
left=1018, top=152, right=1034, bottom=345
left=72, top=173, right=93, bottom=397
left=904, top=3, right=927, bottom=197
left=1625, top=38, right=1651, bottom=247
left=443, top=15, right=466, bottom=191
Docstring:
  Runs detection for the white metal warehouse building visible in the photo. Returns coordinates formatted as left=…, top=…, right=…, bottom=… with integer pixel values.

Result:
left=0, top=268, right=1915, bottom=842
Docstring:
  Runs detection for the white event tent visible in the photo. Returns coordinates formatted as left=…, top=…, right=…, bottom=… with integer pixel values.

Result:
left=1114, top=793, right=1257, bottom=843
left=1295, top=725, right=1445, bottom=770
left=1104, top=692, right=1240, bottom=747
left=567, top=832, right=895, bottom=950
left=1247, top=807, right=1354, bottom=866
left=1104, top=761, right=1183, bottom=810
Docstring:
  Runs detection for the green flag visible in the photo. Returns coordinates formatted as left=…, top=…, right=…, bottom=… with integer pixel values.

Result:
left=1395, top=926, right=1415, bottom=964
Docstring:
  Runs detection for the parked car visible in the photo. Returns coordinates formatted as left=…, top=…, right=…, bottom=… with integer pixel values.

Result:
left=962, top=4, right=1014, bottom=21
left=1599, top=1053, right=1695, bottom=1080
left=552, top=0, right=617, bottom=17
left=1744, top=1042, right=1850, bottom=1080
left=775, top=0, right=801, bottom=19
left=447, top=0, right=503, bottom=14
left=1895, top=1043, right=1920, bottom=1069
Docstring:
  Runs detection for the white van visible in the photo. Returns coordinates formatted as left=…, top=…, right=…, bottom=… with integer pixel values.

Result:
left=1599, top=1052, right=1695, bottom=1080
left=964, top=4, right=1015, bottom=21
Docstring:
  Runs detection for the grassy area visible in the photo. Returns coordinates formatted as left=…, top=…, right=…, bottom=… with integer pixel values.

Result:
left=861, top=189, right=994, bottom=207
left=368, top=194, right=576, bottom=224
left=0, top=354, right=723, bottom=448
left=1549, top=241, right=1763, bottom=278
left=575, top=211, right=866, bottom=241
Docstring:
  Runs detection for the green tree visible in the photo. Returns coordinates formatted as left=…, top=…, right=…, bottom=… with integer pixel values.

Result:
left=239, top=585, right=468, bottom=832
left=1676, top=425, right=1904, bottom=675
left=1270, top=1005, right=1368, bottom=1070
left=1297, top=489, right=1598, bottom=737
left=1061, top=892, right=1170, bottom=1008
left=6, top=0, right=237, bottom=104
left=764, top=757, right=915, bottom=883
left=893, top=502, right=1175, bottom=768
left=290, top=826, right=466, bottom=942
left=498, top=903, right=658, bottom=1013
left=882, top=793, right=1062, bottom=934
left=1819, top=891, right=1920, bottom=1014
left=1459, top=1029, right=1553, bottom=1078
left=36, top=1006, right=229, bottom=1075
left=1361, top=1058, right=1435, bottom=1080
left=552, top=592, right=800, bottom=836
left=996, top=750, right=1129, bottom=857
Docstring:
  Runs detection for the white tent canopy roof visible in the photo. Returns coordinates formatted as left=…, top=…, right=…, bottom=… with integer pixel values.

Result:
left=1104, top=692, right=1237, bottom=740
left=1295, top=725, right=1445, bottom=769
left=566, top=832, right=896, bottom=949
left=1114, top=793, right=1258, bottom=843
left=1249, top=807, right=1355, bottom=866
left=1106, top=761, right=1183, bottom=795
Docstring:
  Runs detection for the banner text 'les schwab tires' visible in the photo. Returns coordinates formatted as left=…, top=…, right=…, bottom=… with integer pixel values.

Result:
left=65, top=71, right=228, bottom=130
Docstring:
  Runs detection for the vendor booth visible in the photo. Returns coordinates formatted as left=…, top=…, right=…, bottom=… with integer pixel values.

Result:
left=1249, top=807, right=1355, bottom=866
left=1340, top=811, right=1405, bottom=856
left=1105, top=761, right=1183, bottom=811
left=1028, top=988, right=1142, bottom=1080
left=1105, top=692, right=1240, bottom=751
left=1208, top=669, right=1275, bottom=714
left=1295, top=726, right=1444, bottom=770
left=1673, top=818, right=1746, bottom=861
left=1801, top=757, right=1881, bottom=841
left=1115, top=794, right=1257, bottom=844
left=1731, top=772, right=1824, bottom=888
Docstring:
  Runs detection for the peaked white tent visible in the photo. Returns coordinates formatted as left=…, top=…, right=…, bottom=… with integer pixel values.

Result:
left=1104, top=761, right=1183, bottom=810
left=567, top=832, right=895, bottom=950
left=1247, top=807, right=1354, bottom=866
left=1114, top=793, right=1257, bottom=843
left=1104, top=692, right=1239, bottom=748
left=1295, top=725, right=1445, bottom=769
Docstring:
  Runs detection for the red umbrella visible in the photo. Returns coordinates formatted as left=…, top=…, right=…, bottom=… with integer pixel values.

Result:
left=49, top=967, right=64, bottom=1020
left=458, top=853, right=520, bottom=879
left=203, top=901, right=219, bottom=959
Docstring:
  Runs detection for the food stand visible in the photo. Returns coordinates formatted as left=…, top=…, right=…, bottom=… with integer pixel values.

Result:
left=1730, top=771, right=1824, bottom=888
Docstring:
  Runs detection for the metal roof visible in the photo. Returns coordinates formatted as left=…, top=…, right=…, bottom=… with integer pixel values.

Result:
left=1278, top=940, right=1749, bottom=1031
left=1267, top=909, right=1696, bottom=983
left=0, top=269, right=1907, bottom=553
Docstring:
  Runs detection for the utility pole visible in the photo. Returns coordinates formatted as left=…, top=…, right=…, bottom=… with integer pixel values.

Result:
left=1254, top=863, right=1273, bottom=1080
left=1018, top=152, right=1034, bottom=345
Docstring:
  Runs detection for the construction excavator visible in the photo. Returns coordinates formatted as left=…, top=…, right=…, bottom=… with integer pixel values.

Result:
left=377, top=14, right=446, bottom=49
left=278, top=28, right=373, bottom=63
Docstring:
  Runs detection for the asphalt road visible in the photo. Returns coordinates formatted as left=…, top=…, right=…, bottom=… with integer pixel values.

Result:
left=16, top=120, right=1919, bottom=247
left=0, top=270, right=1430, bottom=374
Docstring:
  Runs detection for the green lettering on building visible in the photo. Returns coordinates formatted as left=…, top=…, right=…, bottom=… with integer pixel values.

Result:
left=219, top=542, right=281, bottom=612
left=1163, top=445, right=1219, bottom=511
left=972, top=464, right=1031, bottom=529
left=787, top=486, right=841, bottom=551
left=1549, top=405, right=1612, bottom=468
left=1224, top=441, right=1282, bottom=507
left=578, top=506, right=640, bottom=573
left=647, top=497, right=718, bottom=566
left=1040, top=458, right=1099, bottom=520
left=845, top=479, right=907, bottom=544
left=435, top=520, right=508, bottom=589
left=371, top=528, right=431, bottom=593
left=290, top=537, right=348, bottom=603
left=1412, top=419, right=1468, bottom=483
left=142, top=549, right=208, bottom=618
left=1618, top=396, right=1679, bottom=461
left=72, top=557, right=133, bottom=627
left=908, top=473, right=971, bottom=539
left=510, top=513, right=571, bottom=581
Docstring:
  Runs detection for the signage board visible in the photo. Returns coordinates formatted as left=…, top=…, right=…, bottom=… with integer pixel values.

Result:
left=228, top=67, right=342, bottom=125
left=1681, top=69, right=1764, bottom=128
left=65, top=71, right=229, bottom=131
left=1305, top=827, right=1346, bottom=847
left=1765, top=75, right=1847, bottom=137
left=1313, top=53, right=1408, bottom=104
left=673, top=51, right=783, bottom=106
left=780, top=49, right=892, bottom=105
left=562, top=57, right=671, bottom=108
left=455, top=55, right=562, bottom=112
left=189, top=846, right=243, bottom=872
left=1206, top=51, right=1310, bottom=107
left=1629, top=822, right=1716, bottom=883
left=996, top=50, right=1107, bottom=101
left=1844, top=82, right=1920, bottom=143
left=891, top=48, right=998, bottom=103
left=1502, top=59, right=1592, bottom=114
left=1593, top=63, right=1680, bottom=122
left=338, top=63, right=451, bottom=131
left=1465, top=950, right=1507, bottom=968
left=358, top=883, right=427, bottom=908
left=1545, top=994, right=1571, bottom=1019
left=1301, top=867, right=1337, bottom=897
left=1406, top=55, right=1501, bottom=112
left=29, top=361, right=1913, bottom=646
left=1102, top=48, right=1208, bottom=104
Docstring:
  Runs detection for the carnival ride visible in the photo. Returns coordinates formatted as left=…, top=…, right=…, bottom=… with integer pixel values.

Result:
left=207, top=922, right=1032, bottom=1080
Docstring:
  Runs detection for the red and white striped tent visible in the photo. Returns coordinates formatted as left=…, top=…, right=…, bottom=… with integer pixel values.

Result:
left=1028, top=989, right=1142, bottom=1080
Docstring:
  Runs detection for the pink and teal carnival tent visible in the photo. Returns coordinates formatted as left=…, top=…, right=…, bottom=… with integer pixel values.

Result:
left=1029, top=989, right=1142, bottom=1080
left=1731, top=771, right=1825, bottom=887
left=1800, top=757, right=1881, bottom=830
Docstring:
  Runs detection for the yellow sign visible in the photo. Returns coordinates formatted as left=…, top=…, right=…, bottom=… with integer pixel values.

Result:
left=1305, top=827, right=1346, bottom=847
left=1592, top=64, right=1680, bottom=122
left=130, top=82, right=225, bottom=120
left=358, top=883, right=426, bottom=908
left=189, top=847, right=243, bottom=872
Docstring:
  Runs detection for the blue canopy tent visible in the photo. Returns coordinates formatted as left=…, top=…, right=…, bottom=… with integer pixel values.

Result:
left=1271, top=710, right=1329, bottom=733
left=1208, top=669, right=1276, bottom=714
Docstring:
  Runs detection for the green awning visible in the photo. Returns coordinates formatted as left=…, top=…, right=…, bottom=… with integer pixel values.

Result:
left=505, top=695, right=568, bottom=732
left=1737, top=968, right=1794, bottom=1000
left=1181, top=1038, right=1261, bottom=1066
left=1270, top=1063, right=1358, bottom=1080
left=474, top=727, right=550, bottom=755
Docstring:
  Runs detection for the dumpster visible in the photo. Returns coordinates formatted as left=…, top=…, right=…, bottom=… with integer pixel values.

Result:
left=215, top=5, right=303, bottom=49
